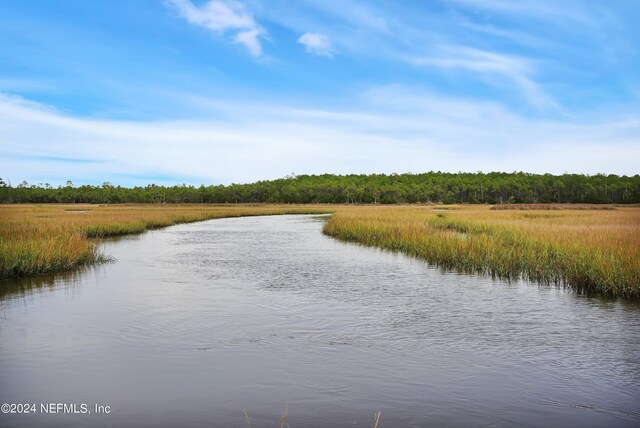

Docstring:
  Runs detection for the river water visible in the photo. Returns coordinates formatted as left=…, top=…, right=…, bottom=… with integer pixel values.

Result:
left=1, top=215, right=639, bottom=427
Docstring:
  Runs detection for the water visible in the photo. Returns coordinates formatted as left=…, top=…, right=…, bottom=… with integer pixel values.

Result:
left=1, top=215, right=639, bottom=427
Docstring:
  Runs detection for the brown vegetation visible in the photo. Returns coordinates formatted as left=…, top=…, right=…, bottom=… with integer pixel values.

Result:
left=0, top=204, right=330, bottom=278
left=1, top=204, right=639, bottom=298
left=491, top=203, right=617, bottom=210
left=324, top=205, right=640, bottom=298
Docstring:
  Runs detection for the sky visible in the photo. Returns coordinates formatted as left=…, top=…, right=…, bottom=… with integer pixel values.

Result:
left=1, top=0, right=639, bottom=186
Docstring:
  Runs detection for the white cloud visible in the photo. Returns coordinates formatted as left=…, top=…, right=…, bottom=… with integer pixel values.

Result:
left=1, top=91, right=638, bottom=186
left=233, top=29, right=263, bottom=57
left=446, top=0, right=598, bottom=26
left=168, top=0, right=264, bottom=56
left=298, top=33, right=334, bottom=57
left=407, top=46, right=557, bottom=110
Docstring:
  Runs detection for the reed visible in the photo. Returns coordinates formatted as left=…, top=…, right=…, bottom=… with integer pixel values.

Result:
left=490, top=203, right=617, bottom=210
left=241, top=407, right=381, bottom=427
left=0, top=204, right=331, bottom=279
left=2, top=204, right=638, bottom=298
left=323, top=205, right=640, bottom=298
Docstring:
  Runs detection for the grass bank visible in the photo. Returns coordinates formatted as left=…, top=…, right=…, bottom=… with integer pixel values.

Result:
left=323, top=205, right=640, bottom=298
left=0, top=204, right=332, bottom=278
left=1, top=204, right=638, bottom=298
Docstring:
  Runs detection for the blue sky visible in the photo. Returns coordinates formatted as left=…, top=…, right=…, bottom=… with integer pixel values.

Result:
left=1, top=0, right=639, bottom=186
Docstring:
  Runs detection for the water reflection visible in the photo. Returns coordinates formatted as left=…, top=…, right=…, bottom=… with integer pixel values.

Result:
left=0, top=234, right=143, bottom=301
left=0, top=269, right=87, bottom=301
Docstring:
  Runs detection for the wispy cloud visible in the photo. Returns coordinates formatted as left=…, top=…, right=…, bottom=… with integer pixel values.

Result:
left=407, top=46, right=557, bottom=110
left=298, top=0, right=389, bottom=33
left=454, top=19, right=550, bottom=49
left=1, top=91, right=637, bottom=186
left=446, top=0, right=599, bottom=26
left=168, top=0, right=264, bottom=56
left=298, top=33, right=334, bottom=57
left=2, top=1, right=638, bottom=187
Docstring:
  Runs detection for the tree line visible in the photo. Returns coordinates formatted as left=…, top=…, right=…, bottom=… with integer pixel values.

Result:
left=1, top=172, right=639, bottom=204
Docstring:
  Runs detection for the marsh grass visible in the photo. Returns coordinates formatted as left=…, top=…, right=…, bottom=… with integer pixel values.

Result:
left=373, top=411, right=382, bottom=428
left=2, top=203, right=638, bottom=298
left=0, top=204, right=331, bottom=279
left=280, top=405, right=288, bottom=428
left=323, top=205, right=640, bottom=298
left=241, top=407, right=380, bottom=427
left=491, top=203, right=617, bottom=210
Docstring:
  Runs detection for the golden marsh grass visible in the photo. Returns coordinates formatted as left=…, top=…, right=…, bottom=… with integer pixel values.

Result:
left=1, top=204, right=638, bottom=298
left=324, top=205, right=640, bottom=298
left=0, top=204, right=331, bottom=279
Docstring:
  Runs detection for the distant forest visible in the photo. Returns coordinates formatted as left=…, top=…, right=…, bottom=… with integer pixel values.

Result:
left=1, top=172, right=639, bottom=204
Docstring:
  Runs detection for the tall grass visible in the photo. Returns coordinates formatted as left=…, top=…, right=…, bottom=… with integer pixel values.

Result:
left=491, top=203, right=617, bottom=210
left=2, top=204, right=638, bottom=298
left=323, top=206, right=640, bottom=298
left=241, top=406, right=381, bottom=427
left=0, top=204, right=331, bottom=279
